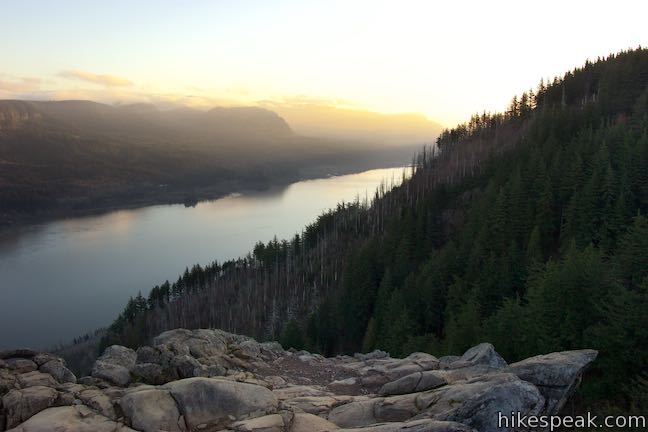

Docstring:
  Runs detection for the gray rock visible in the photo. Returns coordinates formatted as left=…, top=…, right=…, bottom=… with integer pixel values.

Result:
left=120, top=388, right=182, bottom=432
left=354, top=350, right=389, bottom=361
left=91, top=361, right=131, bottom=387
left=290, top=412, right=339, bottom=432
left=403, top=352, right=439, bottom=371
left=234, top=340, right=262, bottom=360
left=328, top=398, right=379, bottom=428
left=31, top=354, right=58, bottom=367
left=379, top=371, right=446, bottom=396
left=164, top=377, right=278, bottom=430
left=0, top=350, right=38, bottom=360
left=230, top=413, right=284, bottom=431
left=78, top=389, right=116, bottom=420
left=4, top=405, right=137, bottom=432
left=438, top=355, right=460, bottom=369
left=171, top=354, right=203, bottom=379
left=3, top=359, right=37, bottom=374
left=337, top=419, right=476, bottom=431
left=99, top=345, right=136, bottom=370
left=419, top=373, right=545, bottom=432
left=505, top=349, right=598, bottom=414
left=259, top=341, right=285, bottom=359
left=16, top=372, right=57, bottom=389
left=38, top=360, right=76, bottom=384
left=326, top=377, right=360, bottom=395
left=132, top=362, right=178, bottom=385
left=2, top=386, right=59, bottom=429
left=374, top=393, right=420, bottom=423
left=90, top=345, right=137, bottom=387
left=0, top=368, right=17, bottom=395
left=135, top=346, right=160, bottom=364
left=452, top=343, right=507, bottom=370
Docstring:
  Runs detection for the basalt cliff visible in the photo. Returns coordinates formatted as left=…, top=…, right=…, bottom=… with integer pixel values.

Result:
left=1, top=328, right=596, bottom=432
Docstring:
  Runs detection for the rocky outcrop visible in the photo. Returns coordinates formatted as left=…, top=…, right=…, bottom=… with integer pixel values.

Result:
left=0, top=329, right=597, bottom=432
left=505, top=349, right=598, bottom=414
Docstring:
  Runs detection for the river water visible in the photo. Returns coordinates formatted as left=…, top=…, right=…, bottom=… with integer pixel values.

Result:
left=0, top=167, right=407, bottom=349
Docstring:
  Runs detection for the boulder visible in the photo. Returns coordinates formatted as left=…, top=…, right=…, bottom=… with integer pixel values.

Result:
left=419, top=373, right=545, bottom=432
left=259, top=342, right=285, bottom=359
left=231, top=413, right=284, bottom=431
left=290, top=412, right=339, bottom=432
left=132, top=362, right=177, bottom=385
left=328, top=399, right=379, bottom=428
left=450, top=343, right=507, bottom=370
left=78, top=388, right=116, bottom=420
left=171, top=354, right=204, bottom=379
left=38, top=360, right=76, bottom=384
left=234, top=340, right=262, bottom=360
left=373, top=394, right=419, bottom=423
left=15, top=372, right=56, bottom=389
left=4, top=405, right=136, bottom=432
left=91, top=345, right=136, bottom=387
left=326, top=377, right=360, bottom=395
left=2, top=386, right=59, bottom=429
left=437, top=355, right=460, bottom=369
left=31, top=354, right=58, bottom=367
left=354, top=350, right=389, bottom=361
left=135, top=346, right=161, bottom=364
left=91, top=361, right=131, bottom=387
left=119, top=388, right=182, bottom=432
left=98, top=345, right=136, bottom=369
left=379, top=371, right=446, bottom=396
left=2, top=360, right=36, bottom=374
left=281, top=395, right=354, bottom=416
left=505, top=349, right=598, bottom=414
left=403, top=352, right=439, bottom=371
left=0, top=369, right=16, bottom=395
left=164, top=377, right=278, bottom=429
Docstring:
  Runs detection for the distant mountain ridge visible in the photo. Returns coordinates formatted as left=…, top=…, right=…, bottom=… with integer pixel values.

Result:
left=0, top=100, right=293, bottom=140
left=0, top=100, right=423, bottom=224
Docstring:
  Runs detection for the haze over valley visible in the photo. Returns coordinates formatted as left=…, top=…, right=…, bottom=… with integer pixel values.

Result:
left=1, top=1, right=648, bottom=430
left=0, top=99, right=439, bottom=225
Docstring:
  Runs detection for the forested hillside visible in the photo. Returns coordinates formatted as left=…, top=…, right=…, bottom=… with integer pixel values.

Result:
left=99, top=48, right=648, bottom=411
left=0, top=101, right=420, bottom=225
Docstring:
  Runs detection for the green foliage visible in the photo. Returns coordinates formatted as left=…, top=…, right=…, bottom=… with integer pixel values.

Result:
left=280, top=319, right=305, bottom=350
left=102, top=48, right=648, bottom=413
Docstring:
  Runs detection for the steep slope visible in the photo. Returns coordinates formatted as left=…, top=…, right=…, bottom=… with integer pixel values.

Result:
left=98, top=48, right=648, bottom=411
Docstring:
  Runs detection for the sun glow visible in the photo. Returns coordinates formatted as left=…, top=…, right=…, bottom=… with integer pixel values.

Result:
left=1, top=0, right=647, bottom=127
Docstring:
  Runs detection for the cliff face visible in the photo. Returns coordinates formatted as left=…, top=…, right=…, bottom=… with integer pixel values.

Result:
left=0, top=102, right=43, bottom=132
left=1, top=328, right=596, bottom=432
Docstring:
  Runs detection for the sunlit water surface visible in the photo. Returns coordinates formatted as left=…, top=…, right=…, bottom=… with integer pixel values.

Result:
left=0, top=167, right=407, bottom=349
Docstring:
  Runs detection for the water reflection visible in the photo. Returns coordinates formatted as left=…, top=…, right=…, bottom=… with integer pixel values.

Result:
left=0, top=167, right=406, bottom=349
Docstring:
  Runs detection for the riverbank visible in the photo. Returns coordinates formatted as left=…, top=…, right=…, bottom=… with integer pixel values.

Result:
left=1, top=161, right=407, bottom=231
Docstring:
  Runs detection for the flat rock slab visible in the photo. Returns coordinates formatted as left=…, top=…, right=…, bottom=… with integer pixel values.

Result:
left=164, top=377, right=278, bottom=430
left=4, top=405, right=136, bottom=432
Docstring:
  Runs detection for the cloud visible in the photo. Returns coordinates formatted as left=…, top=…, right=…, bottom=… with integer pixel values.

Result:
left=0, top=76, right=43, bottom=93
left=59, top=70, right=133, bottom=87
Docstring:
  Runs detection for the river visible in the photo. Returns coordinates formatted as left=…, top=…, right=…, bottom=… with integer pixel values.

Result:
left=0, top=167, right=407, bottom=349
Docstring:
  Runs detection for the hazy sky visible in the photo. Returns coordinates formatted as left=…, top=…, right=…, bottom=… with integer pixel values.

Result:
left=1, top=0, right=647, bottom=126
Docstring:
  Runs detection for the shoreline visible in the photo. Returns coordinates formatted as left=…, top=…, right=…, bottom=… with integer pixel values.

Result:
left=0, top=163, right=405, bottom=232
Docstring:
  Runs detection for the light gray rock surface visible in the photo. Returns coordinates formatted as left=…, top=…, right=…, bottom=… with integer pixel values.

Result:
left=505, top=349, right=598, bottom=414
left=165, top=377, right=278, bottom=430
left=120, top=388, right=182, bottom=432
left=0, top=328, right=597, bottom=432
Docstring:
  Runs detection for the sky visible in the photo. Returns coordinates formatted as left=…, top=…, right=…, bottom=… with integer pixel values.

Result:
left=1, top=0, right=647, bottom=127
